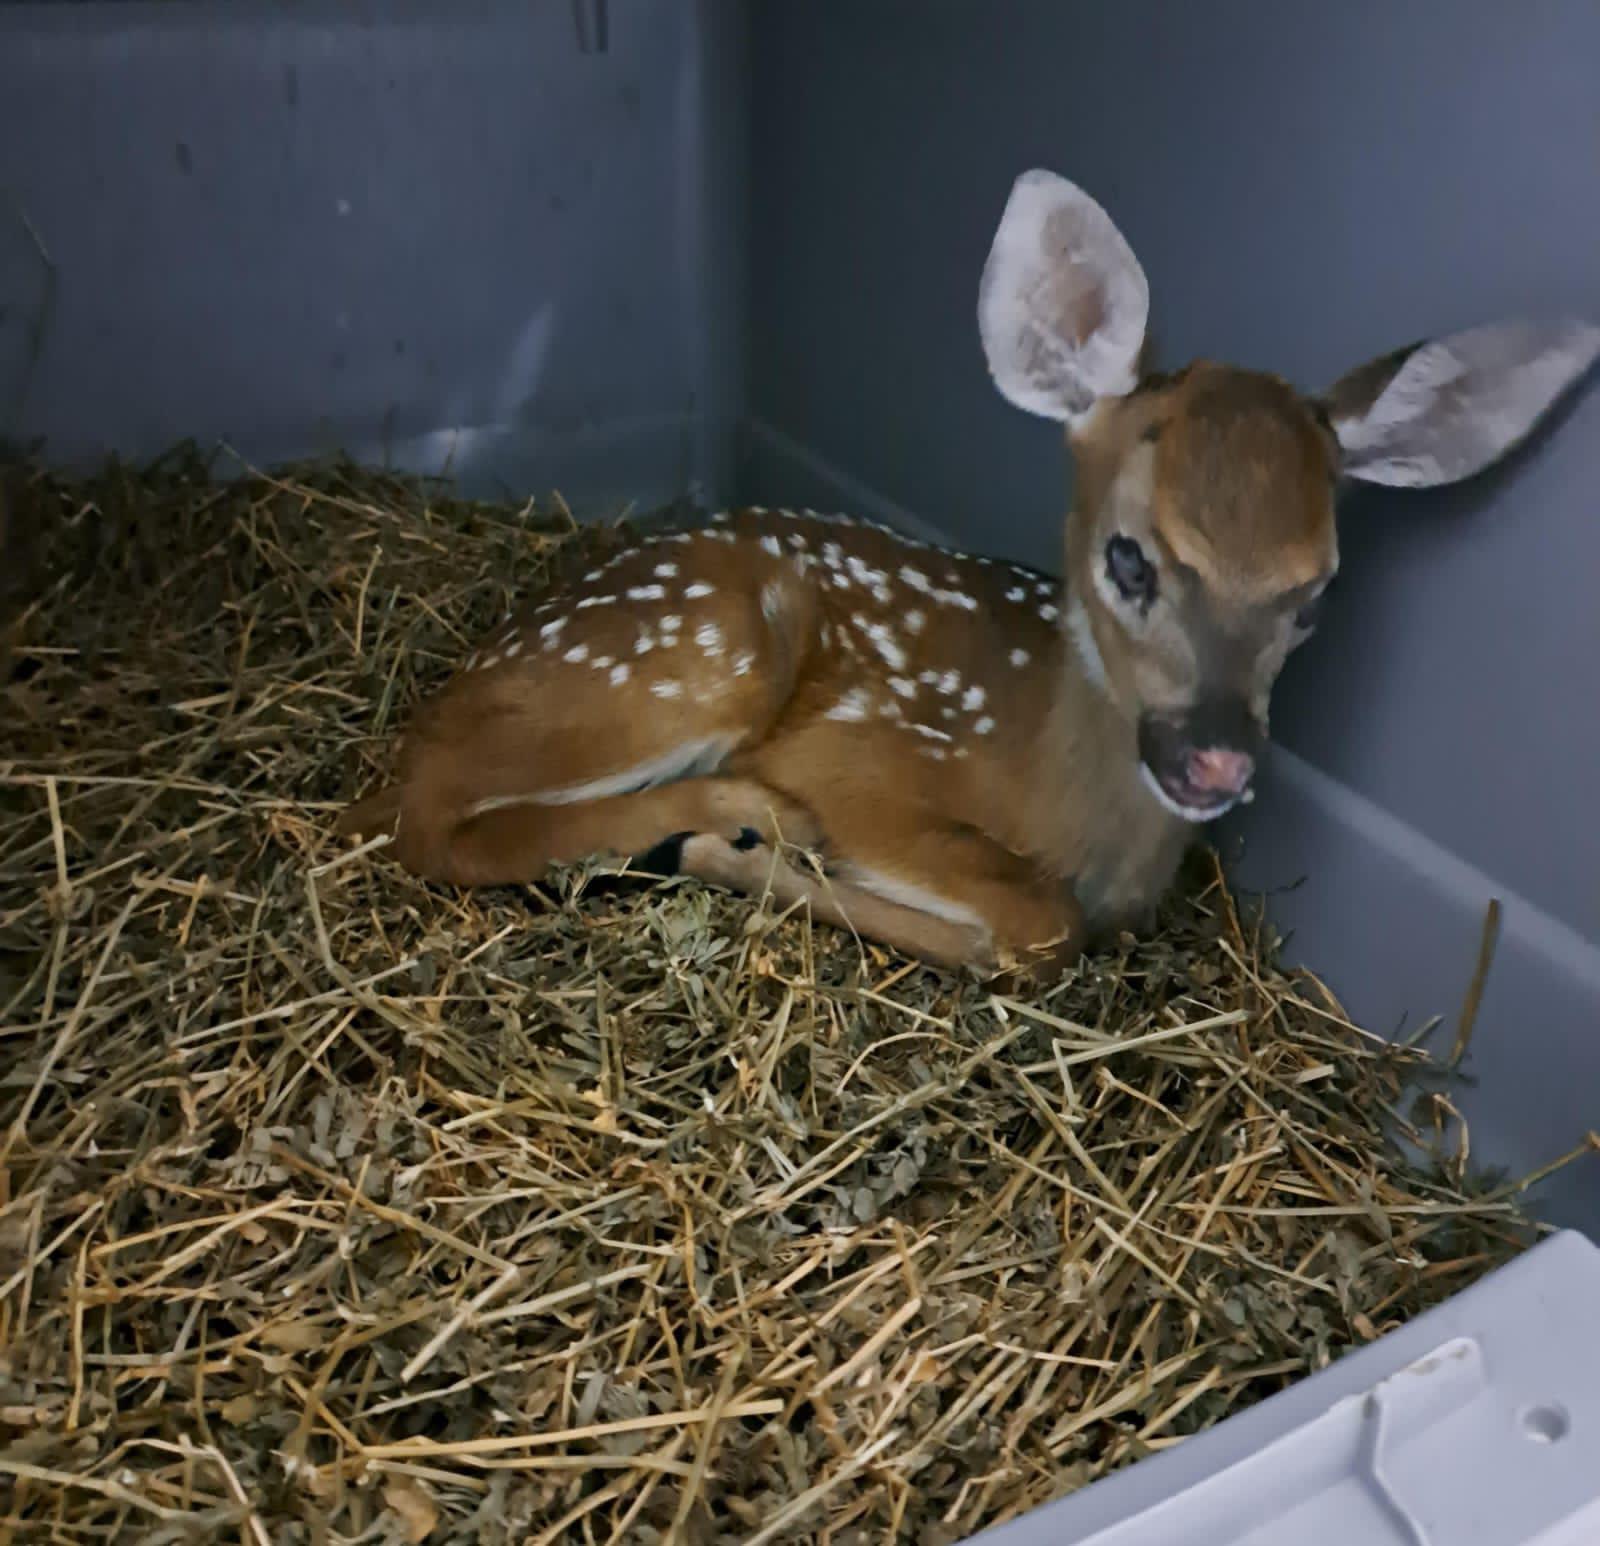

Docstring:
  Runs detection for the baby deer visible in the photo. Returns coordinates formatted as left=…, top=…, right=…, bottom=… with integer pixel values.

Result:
left=339, top=169, right=1599, bottom=979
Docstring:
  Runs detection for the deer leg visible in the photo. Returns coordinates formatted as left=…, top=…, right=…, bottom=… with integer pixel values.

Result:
left=678, top=823, right=1083, bottom=981
left=399, top=775, right=820, bottom=887
left=676, top=835, right=990, bottom=971
left=775, top=815, right=1081, bottom=979
left=726, top=732, right=1085, bottom=980
left=824, top=827, right=1084, bottom=981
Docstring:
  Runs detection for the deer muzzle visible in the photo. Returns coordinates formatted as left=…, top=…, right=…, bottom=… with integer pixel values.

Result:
left=1136, top=699, right=1264, bottom=823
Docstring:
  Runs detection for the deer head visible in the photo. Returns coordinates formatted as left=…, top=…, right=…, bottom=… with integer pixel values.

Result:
left=978, top=169, right=1600, bottom=823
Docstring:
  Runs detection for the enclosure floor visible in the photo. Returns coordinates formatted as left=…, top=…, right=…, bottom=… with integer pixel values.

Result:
left=0, top=451, right=1547, bottom=1542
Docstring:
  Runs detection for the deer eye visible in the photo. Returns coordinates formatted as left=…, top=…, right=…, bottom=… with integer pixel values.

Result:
left=1105, top=536, right=1157, bottom=606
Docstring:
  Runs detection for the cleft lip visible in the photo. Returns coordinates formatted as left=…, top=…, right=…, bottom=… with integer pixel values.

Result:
left=1136, top=703, right=1264, bottom=824
left=1138, top=760, right=1252, bottom=823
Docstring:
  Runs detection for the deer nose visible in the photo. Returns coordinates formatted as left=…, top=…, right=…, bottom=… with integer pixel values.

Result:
left=1185, top=746, right=1254, bottom=796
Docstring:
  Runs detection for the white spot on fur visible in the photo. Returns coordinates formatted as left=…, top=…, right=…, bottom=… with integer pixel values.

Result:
left=1009, top=648, right=1030, bottom=668
left=584, top=569, right=603, bottom=582
left=760, top=535, right=782, bottom=558
left=627, top=585, right=666, bottom=602
left=761, top=581, right=784, bottom=621
left=505, top=639, right=522, bottom=657
left=901, top=565, right=930, bottom=593
left=634, top=633, right=656, bottom=655
left=540, top=618, right=566, bottom=639
left=974, top=715, right=996, bottom=735
left=825, top=688, right=872, bottom=722
left=937, top=670, right=960, bottom=696
left=661, top=615, right=683, bottom=633
left=1036, top=582, right=1054, bottom=597
left=592, top=655, right=614, bottom=669
left=961, top=684, right=986, bottom=712
left=564, top=644, right=589, bottom=664
left=873, top=632, right=907, bottom=670
left=610, top=663, right=631, bottom=685
left=654, top=563, right=678, bottom=579
left=911, top=723, right=952, bottom=743
left=1006, top=587, right=1026, bottom=602
left=577, top=594, right=616, bottom=609
left=852, top=617, right=907, bottom=671
left=1039, top=603, right=1060, bottom=622
left=888, top=676, right=917, bottom=699
left=651, top=680, right=683, bottom=699
left=786, top=532, right=808, bottom=550
left=905, top=609, right=925, bottom=634
left=685, top=582, right=714, bottom=600
left=466, top=652, right=480, bottom=670
left=695, top=622, right=724, bottom=655
left=732, top=650, right=756, bottom=676
left=847, top=555, right=889, bottom=589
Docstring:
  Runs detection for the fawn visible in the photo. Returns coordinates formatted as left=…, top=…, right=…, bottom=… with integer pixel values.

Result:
left=339, top=169, right=1599, bottom=979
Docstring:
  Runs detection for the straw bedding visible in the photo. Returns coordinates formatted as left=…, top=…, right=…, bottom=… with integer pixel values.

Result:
left=0, top=449, right=1572, bottom=1543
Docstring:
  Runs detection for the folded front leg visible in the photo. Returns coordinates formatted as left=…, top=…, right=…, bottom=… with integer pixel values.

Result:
left=679, top=822, right=1083, bottom=981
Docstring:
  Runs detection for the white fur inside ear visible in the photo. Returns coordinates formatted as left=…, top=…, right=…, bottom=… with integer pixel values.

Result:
left=1334, top=320, right=1600, bottom=487
left=978, top=169, right=1150, bottom=427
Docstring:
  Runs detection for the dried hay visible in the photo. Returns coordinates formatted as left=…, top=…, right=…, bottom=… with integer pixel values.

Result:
left=1, top=448, right=1588, bottom=1543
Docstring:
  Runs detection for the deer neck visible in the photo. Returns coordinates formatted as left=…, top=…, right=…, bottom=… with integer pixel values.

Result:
left=1019, top=587, right=1193, bottom=931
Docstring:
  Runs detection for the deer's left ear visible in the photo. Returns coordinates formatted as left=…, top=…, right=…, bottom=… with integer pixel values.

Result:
left=1317, top=320, right=1600, bottom=488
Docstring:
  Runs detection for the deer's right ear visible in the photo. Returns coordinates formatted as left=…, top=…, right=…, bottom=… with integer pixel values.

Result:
left=978, top=170, right=1150, bottom=430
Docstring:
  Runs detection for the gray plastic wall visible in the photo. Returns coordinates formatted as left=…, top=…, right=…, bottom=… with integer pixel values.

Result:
left=0, top=0, right=749, bottom=508
left=4, top=1, right=1597, bottom=1228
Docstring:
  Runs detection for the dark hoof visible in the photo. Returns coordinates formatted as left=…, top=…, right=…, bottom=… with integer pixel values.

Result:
left=633, top=831, right=694, bottom=876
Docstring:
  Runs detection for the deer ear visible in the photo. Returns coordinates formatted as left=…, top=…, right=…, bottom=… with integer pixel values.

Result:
left=978, top=170, right=1150, bottom=430
left=1319, top=320, right=1600, bottom=488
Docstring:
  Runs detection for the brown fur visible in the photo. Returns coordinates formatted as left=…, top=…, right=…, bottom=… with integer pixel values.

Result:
left=1152, top=365, right=1337, bottom=596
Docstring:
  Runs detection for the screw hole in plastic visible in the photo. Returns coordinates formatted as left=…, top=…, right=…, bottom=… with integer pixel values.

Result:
left=1519, top=1403, right=1570, bottom=1444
